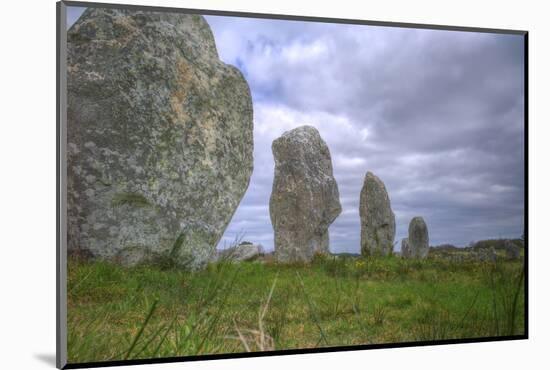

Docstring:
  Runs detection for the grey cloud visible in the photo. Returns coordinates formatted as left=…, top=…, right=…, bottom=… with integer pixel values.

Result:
left=207, top=15, right=525, bottom=252
left=65, top=9, right=525, bottom=252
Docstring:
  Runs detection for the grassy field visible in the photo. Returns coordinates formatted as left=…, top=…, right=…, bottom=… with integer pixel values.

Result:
left=67, top=254, right=525, bottom=364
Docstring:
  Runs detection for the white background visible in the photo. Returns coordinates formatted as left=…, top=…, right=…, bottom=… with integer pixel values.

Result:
left=0, top=0, right=548, bottom=369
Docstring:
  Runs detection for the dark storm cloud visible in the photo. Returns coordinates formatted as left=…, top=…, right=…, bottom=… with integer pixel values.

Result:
left=206, top=16, right=525, bottom=252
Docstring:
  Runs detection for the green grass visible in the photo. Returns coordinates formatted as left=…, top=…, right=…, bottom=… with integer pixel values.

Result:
left=67, top=254, right=525, bottom=363
left=111, top=192, right=151, bottom=208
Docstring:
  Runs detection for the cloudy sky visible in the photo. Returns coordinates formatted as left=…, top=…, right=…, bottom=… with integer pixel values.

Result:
left=67, top=8, right=525, bottom=253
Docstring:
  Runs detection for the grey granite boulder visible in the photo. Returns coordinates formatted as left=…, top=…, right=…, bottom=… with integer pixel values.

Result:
left=408, top=217, right=429, bottom=259
left=359, top=172, right=396, bottom=256
left=217, top=243, right=262, bottom=262
left=66, top=8, right=253, bottom=269
left=269, top=126, right=342, bottom=262
left=401, top=238, right=411, bottom=258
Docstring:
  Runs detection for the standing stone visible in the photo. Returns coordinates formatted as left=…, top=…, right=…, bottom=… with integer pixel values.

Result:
left=477, top=247, right=497, bottom=263
left=270, top=126, right=342, bottom=262
left=504, top=240, right=521, bottom=260
left=359, top=172, right=396, bottom=256
left=401, top=238, right=411, bottom=258
left=408, top=217, right=429, bottom=258
left=66, top=8, right=253, bottom=269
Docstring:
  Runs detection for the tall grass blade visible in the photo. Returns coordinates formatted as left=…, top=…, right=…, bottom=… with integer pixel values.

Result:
left=233, top=318, right=251, bottom=352
left=258, top=274, right=278, bottom=350
left=508, top=266, right=525, bottom=335
left=296, top=271, right=329, bottom=346
left=152, top=316, right=177, bottom=357
left=169, top=232, right=186, bottom=259
left=458, top=290, right=480, bottom=329
left=195, top=267, right=241, bottom=354
left=124, top=299, right=159, bottom=360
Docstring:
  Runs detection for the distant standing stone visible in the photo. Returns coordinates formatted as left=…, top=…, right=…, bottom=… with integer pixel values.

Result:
left=401, top=238, right=411, bottom=258
left=504, top=240, right=521, bottom=260
left=477, top=247, right=497, bottom=263
left=217, top=243, right=262, bottom=262
left=270, top=126, right=342, bottom=262
left=359, top=172, right=396, bottom=256
left=408, top=217, right=429, bottom=258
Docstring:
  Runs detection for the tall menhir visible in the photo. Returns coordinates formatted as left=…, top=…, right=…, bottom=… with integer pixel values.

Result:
left=66, top=8, right=254, bottom=269
left=270, top=126, right=342, bottom=263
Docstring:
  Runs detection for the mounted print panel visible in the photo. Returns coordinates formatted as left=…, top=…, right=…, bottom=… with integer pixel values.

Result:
left=57, top=1, right=527, bottom=368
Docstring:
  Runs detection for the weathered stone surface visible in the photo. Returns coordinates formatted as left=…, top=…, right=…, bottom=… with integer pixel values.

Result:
left=359, top=172, right=396, bottom=256
left=217, top=243, right=262, bottom=262
left=67, top=8, right=253, bottom=269
left=408, top=217, right=429, bottom=259
left=269, top=126, right=342, bottom=262
left=401, top=238, right=411, bottom=258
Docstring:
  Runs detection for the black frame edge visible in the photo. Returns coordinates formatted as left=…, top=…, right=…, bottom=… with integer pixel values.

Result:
left=63, top=335, right=527, bottom=369
left=523, top=32, right=529, bottom=338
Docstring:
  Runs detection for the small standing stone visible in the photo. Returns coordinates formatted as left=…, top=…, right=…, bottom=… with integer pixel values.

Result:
left=408, top=217, right=429, bottom=258
left=477, top=247, right=497, bottom=263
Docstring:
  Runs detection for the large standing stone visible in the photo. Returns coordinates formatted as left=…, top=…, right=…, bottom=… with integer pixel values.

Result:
left=359, top=172, right=396, bottom=256
left=408, top=217, right=429, bottom=258
left=269, top=126, right=342, bottom=262
left=66, top=8, right=253, bottom=269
